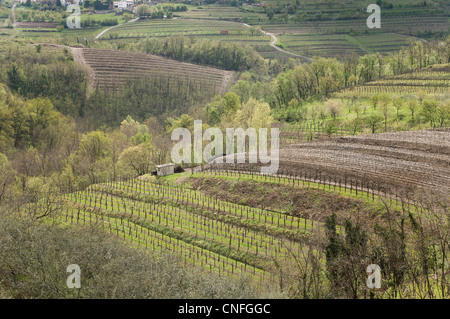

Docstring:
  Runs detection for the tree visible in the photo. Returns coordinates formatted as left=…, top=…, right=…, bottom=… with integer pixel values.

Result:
left=436, top=102, right=449, bottom=128
left=378, top=93, right=391, bottom=131
left=325, top=213, right=369, bottom=298
left=136, top=4, right=151, bottom=17
left=370, top=94, right=380, bottom=110
left=120, top=115, right=150, bottom=143
left=365, top=114, right=383, bottom=134
left=325, top=213, right=342, bottom=293
left=248, top=26, right=259, bottom=36
left=352, top=103, right=362, bottom=119
left=348, top=117, right=362, bottom=135
left=393, top=97, right=404, bottom=120
left=417, top=89, right=427, bottom=105
left=108, top=131, right=128, bottom=180
left=233, top=98, right=272, bottom=130
left=78, top=131, right=110, bottom=181
left=325, top=99, right=343, bottom=121
left=166, top=114, right=195, bottom=133
left=24, top=97, right=64, bottom=151
left=320, top=76, right=339, bottom=97
left=357, top=54, right=379, bottom=83
left=325, top=121, right=336, bottom=137
left=421, top=99, right=439, bottom=128
left=118, top=143, right=153, bottom=176
left=0, top=153, right=15, bottom=205
left=7, top=63, right=25, bottom=92
left=408, top=99, right=419, bottom=122
left=230, top=80, right=250, bottom=103
left=0, top=89, right=14, bottom=153
left=206, top=92, right=241, bottom=126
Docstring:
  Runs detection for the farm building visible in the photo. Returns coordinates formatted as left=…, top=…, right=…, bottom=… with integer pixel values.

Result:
left=220, top=30, right=229, bottom=35
left=155, top=163, right=175, bottom=176
left=113, top=0, right=135, bottom=9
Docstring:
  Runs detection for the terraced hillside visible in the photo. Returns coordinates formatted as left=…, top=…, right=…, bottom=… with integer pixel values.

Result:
left=336, top=64, right=450, bottom=97
left=53, top=174, right=329, bottom=288
left=45, top=129, right=449, bottom=292
left=99, top=18, right=250, bottom=40
left=262, top=14, right=447, bottom=58
left=208, top=129, right=450, bottom=200
left=79, top=48, right=233, bottom=94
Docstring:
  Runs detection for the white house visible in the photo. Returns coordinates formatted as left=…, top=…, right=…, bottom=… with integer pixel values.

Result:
left=60, top=0, right=82, bottom=5
left=155, top=164, right=175, bottom=176
left=113, top=0, right=134, bottom=9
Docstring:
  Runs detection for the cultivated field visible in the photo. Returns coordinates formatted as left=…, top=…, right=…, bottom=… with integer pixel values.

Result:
left=336, top=64, right=450, bottom=97
left=261, top=14, right=447, bottom=58
left=99, top=18, right=249, bottom=39
left=209, top=129, right=450, bottom=201
left=44, top=128, right=449, bottom=291
left=79, top=47, right=233, bottom=94
left=53, top=174, right=323, bottom=288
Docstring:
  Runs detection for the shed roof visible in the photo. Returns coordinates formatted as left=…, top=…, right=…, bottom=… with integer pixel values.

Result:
left=156, top=163, right=175, bottom=168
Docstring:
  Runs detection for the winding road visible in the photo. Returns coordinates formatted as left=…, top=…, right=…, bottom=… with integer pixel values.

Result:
left=95, top=17, right=139, bottom=40
left=94, top=18, right=313, bottom=62
left=242, top=23, right=313, bottom=62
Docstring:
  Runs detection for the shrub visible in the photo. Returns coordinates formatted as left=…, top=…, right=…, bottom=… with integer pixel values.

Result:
left=0, top=214, right=277, bottom=299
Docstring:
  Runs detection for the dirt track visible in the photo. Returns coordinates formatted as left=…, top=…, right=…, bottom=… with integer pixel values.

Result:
left=70, top=47, right=95, bottom=96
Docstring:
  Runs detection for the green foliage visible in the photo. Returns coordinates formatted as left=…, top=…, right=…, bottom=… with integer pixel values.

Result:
left=230, top=80, right=250, bottom=103
left=78, top=131, right=110, bottom=164
left=0, top=215, right=264, bottom=299
left=117, top=143, right=153, bottom=176
left=364, top=113, right=384, bottom=133
left=3, top=45, right=87, bottom=117
left=136, top=36, right=266, bottom=73
left=233, top=98, right=272, bottom=130
left=421, top=99, right=439, bottom=127
left=326, top=213, right=369, bottom=298
left=166, top=114, right=195, bottom=133
left=206, top=92, right=241, bottom=126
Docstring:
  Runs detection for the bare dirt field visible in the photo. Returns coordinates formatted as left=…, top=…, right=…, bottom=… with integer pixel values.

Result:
left=207, top=129, right=450, bottom=200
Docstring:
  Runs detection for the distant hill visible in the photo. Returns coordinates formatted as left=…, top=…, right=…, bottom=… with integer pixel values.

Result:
left=78, top=48, right=233, bottom=95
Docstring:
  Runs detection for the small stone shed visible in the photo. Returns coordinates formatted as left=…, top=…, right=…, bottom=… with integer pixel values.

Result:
left=155, top=163, right=175, bottom=176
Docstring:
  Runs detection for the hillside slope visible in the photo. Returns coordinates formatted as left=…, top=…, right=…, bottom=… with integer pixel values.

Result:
left=79, top=48, right=233, bottom=94
left=208, top=129, right=450, bottom=199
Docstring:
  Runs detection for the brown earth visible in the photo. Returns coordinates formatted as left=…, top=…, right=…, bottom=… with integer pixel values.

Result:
left=187, top=176, right=378, bottom=223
